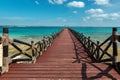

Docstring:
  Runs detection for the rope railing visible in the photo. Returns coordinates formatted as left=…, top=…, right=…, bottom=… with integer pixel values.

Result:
left=0, top=27, right=61, bottom=74
left=69, top=28, right=120, bottom=74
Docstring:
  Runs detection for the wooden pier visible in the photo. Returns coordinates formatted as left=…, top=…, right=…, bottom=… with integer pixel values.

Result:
left=0, top=28, right=120, bottom=80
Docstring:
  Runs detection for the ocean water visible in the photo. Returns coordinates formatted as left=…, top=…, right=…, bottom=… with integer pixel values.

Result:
left=71, top=27, right=120, bottom=43
left=0, top=26, right=119, bottom=43
left=0, top=27, right=63, bottom=42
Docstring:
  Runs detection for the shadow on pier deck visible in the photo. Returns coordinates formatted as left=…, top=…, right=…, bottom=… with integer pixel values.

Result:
left=0, top=29, right=120, bottom=80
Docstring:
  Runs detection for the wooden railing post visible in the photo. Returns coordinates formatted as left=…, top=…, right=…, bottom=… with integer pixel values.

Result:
left=96, top=41, right=100, bottom=62
left=42, top=38, right=46, bottom=50
left=2, top=28, right=9, bottom=73
left=39, top=41, right=43, bottom=54
left=112, top=28, right=118, bottom=66
left=0, top=35, right=2, bottom=74
left=31, top=41, right=36, bottom=63
left=48, top=37, right=51, bottom=44
left=87, top=37, right=90, bottom=49
left=81, top=34, right=84, bottom=42
left=84, top=37, right=87, bottom=47
left=46, top=37, right=49, bottom=47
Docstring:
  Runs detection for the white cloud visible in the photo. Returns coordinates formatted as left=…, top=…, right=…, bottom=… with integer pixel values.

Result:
left=67, top=1, right=85, bottom=8
left=86, top=8, right=104, bottom=14
left=95, top=0, right=110, bottom=5
left=48, top=0, right=67, bottom=4
left=92, top=13, right=120, bottom=20
left=35, top=0, right=40, bottom=5
left=88, top=0, right=93, bottom=1
left=83, top=16, right=90, bottom=21
left=57, top=17, right=67, bottom=22
left=63, top=19, right=67, bottom=22
left=108, top=13, right=120, bottom=20
left=48, top=0, right=54, bottom=4
left=84, top=9, right=120, bottom=21
left=91, top=14, right=108, bottom=19
left=73, top=11, right=78, bottom=14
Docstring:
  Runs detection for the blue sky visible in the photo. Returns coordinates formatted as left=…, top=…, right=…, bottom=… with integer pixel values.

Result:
left=0, top=0, right=120, bottom=27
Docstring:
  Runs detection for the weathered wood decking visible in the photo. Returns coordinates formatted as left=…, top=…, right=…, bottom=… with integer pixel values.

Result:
left=0, top=29, right=120, bottom=80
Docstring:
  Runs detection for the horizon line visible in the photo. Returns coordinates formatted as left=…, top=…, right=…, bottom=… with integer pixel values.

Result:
left=0, top=25, right=119, bottom=27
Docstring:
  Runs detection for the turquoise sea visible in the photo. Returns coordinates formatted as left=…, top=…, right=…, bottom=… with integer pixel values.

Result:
left=0, top=26, right=119, bottom=43
left=0, top=27, right=63, bottom=42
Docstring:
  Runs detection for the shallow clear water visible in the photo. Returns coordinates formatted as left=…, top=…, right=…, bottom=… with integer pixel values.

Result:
left=0, top=27, right=63, bottom=42
left=71, top=27, right=117, bottom=42
left=0, top=26, right=119, bottom=43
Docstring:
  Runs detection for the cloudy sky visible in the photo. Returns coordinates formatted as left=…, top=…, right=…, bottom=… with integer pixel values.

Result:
left=0, top=0, right=120, bottom=27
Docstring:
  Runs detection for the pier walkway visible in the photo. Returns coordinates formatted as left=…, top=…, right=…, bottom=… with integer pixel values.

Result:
left=0, top=29, right=120, bottom=80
